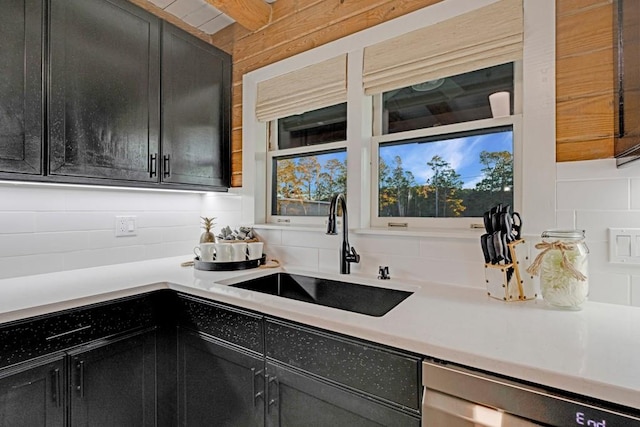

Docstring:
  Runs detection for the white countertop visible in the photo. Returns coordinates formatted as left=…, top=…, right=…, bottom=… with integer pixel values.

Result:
left=0, top=256, right=638, bottom=410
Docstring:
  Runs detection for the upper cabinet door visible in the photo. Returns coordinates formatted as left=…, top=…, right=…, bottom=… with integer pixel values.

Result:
left=48, top=0, right=160, bottom=183
left=161, top=23, right=231, bottom=189
left=0, top=0, right=43, bottom=176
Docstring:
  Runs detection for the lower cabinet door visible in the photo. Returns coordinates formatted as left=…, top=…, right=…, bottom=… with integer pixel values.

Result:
left=266, top=362, right=420, bottom=427
left=0, top=356, right=65, bottom=427
left=68, top=331, right=156, bottom=427
left=177, top=330, right=264, bottom=427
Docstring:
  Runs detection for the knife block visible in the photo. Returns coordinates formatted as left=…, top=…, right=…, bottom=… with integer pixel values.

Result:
left=484, top=239, right=537, bottom=301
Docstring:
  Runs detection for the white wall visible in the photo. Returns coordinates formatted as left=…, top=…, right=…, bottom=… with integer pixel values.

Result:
left=0, top=183, right=203, bottom=279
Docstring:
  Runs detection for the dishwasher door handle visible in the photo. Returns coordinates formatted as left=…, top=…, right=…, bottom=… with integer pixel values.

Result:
left=422, top=388, right=541, bottom=427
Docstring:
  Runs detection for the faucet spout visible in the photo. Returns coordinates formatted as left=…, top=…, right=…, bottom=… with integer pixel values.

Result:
left=326, top=194, right=359, bottom=274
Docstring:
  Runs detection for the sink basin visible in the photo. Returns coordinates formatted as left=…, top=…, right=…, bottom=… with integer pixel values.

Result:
left=229, top=273, right=412, bottom=317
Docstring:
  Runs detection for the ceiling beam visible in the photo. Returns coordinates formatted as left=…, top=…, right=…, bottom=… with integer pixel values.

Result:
left=205, top=0, right=272, bottom=31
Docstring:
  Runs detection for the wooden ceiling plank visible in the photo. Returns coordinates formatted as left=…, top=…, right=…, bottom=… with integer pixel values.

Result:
left=204, top=0, right=272, bottom=31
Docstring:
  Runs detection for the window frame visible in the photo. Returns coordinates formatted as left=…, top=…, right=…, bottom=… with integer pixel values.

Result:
left=266, top=118, right=348, bottom=225
left=369, top=61, right=523, bottom=229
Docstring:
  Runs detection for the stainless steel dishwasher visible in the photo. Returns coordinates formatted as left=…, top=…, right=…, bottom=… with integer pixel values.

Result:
left=422, top=359, right=640, bottom=426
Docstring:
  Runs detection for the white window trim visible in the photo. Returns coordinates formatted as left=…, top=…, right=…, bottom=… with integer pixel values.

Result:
left=242, top=0, right=555, bottom=237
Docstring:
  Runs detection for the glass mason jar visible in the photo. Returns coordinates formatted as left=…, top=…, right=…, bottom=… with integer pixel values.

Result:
left=532, top=229, right=589, bottom=309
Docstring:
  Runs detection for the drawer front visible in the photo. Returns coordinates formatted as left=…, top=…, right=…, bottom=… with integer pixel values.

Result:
left=0, top=294, right=156, bottom=369
left=265, top=319, right=421, bottom=411
left=177, top=294, right=264, bottom=354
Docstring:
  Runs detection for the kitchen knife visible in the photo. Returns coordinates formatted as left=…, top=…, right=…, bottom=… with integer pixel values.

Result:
left=501, top=212, right=514, bottom=243
left=492, top=231, right=504, bottom=264
left=511, top=212, right=523, bottom=240
left=501, top=231, right=511, bottom=263
left=483, top=211, right=493, bottom=234
left=480, top=234, right=491, bottom=264
left=491, top=210, right=499, bottom=234
left=486, top=233, right=497, bottom=264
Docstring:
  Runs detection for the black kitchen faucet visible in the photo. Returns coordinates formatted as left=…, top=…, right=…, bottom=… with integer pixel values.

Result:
left=326, top=194, right=360, bottom=274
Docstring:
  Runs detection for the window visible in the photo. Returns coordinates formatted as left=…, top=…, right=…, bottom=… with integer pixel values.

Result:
left=378, top=127, right=513, bottom=218
left=372, top=63, right=520, bottom=228
left=268, top=103, right=348, bottom=222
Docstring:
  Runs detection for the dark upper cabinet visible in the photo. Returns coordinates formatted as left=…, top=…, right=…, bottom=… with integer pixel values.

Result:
left=161, top=22, right=231, bottom=189
left=48, top=0, right=160, bottom=183
left=0, top=0, right=43, bottom=176
left=2, top=0, right=230, bottom=189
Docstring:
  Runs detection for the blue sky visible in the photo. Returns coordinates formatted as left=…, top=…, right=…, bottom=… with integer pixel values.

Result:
left=379, top=130, right=512, bottom=189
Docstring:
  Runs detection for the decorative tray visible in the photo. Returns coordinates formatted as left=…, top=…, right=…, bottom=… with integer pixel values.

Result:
left=193, top=254, right=266, bottom=271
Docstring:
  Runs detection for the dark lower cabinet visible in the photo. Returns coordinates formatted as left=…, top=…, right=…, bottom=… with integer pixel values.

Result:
left=0, top=0, right=43, bottom=176
left=0, top=356, right=65, bottom=427
left=68, top=331, right=156, bottom=427
left=1, top=292, right=421, bottom=427
left=177, top=330, right=264, bottom=427
left=176, top=294, right=421, bottom=427
left=266, top=362, right=420, bottom=427
left=0, top=293, right=159, bottom=427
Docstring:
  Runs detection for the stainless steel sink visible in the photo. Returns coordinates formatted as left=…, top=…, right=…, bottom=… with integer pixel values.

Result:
left=229, top=273, right=412, bottom=317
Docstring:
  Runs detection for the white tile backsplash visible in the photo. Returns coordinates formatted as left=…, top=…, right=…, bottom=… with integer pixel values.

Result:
left=0, top=183, right=204, bottom=279
left=0, top=213, right=36, bottom=233
left=588, top=271, right=630, bottom=305
left=3, top=159, right=640, bottom=308
left=557, top=179, right=629, bottom=211
left=631, top=276, right=640, bottom=307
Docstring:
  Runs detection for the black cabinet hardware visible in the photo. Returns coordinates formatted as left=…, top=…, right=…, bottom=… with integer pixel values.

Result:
left=163, top=154, right=171, bottom=178
left=252, top=368, right=264, bottom=407
left=52, top=368, right=61, bottom=407
left=150, top=154, right=157, bottom=178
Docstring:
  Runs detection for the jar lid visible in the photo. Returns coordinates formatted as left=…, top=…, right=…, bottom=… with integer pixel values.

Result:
left=541, top=229, right=585, bottom=240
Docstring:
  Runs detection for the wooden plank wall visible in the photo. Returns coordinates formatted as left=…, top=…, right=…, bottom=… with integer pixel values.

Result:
left=556, top=0, right=615, bottom=161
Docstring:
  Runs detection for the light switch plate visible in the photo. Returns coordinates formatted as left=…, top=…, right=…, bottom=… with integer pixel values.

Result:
left=609, top=228, right=640, bottom=264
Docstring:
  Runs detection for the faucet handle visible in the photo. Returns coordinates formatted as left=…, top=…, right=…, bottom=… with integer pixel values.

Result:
left=378, top=266, right=390, bottom=280
left=349, top=247, right=360, bottom=264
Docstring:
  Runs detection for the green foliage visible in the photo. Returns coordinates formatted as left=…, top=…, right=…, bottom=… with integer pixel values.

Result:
left=275, top=154, right=347, bottom=216
left=378, top=151, right=513, bottom=218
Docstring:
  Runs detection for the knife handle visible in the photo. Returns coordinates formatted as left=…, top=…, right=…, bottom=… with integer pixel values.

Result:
left=480, top=234, right=491, bottom=264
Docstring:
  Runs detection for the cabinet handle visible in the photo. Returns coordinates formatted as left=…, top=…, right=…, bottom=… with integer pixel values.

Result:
left=76, top=360, right=85, bottom=398
left=150, top=154, right=157, bottom=178
left=45, top=325, right=92, bottom=341
left=51, top=368, right=61, bottom=407
left=267, top=375, right=278, bottom=413
left=163, top=154, right=170, bottom=178
left=251, top=368, right=264, bottom=407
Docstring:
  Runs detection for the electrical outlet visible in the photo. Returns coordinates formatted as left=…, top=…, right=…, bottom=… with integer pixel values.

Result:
left=115, top=216, right=137, bottom=237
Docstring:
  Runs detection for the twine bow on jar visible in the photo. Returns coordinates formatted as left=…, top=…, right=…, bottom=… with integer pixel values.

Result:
left=526, top=241, right=587, bottom=281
